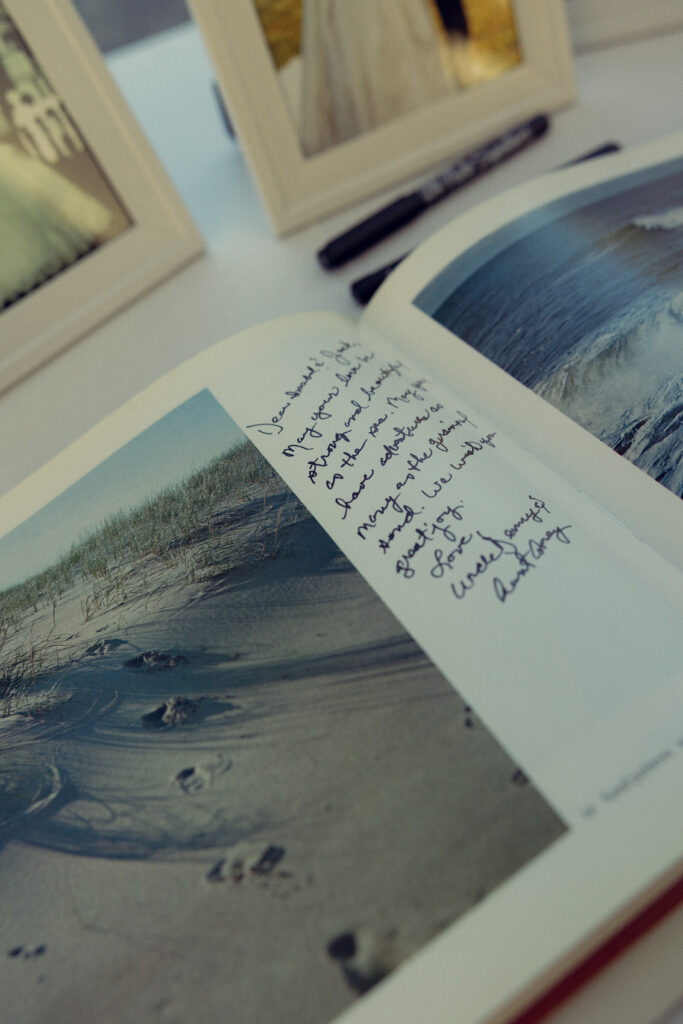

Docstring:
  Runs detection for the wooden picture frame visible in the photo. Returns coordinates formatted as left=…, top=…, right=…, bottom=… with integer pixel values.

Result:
left=0, top=0, right=203, bottom=394
left=188, top=0, right=576, bottom=235
left=566, top=0, right=683, bottom=51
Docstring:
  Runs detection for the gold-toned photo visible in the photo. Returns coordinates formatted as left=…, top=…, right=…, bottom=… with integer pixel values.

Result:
left=188, top=0, right=575, bottom=234
left=254, top=0, right=522, bottom=156
left=0, top=1, right=130, bottom=310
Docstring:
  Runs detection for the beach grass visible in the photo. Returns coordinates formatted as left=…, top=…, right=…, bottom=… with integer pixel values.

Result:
left=0, top=441, right=299, bottom=704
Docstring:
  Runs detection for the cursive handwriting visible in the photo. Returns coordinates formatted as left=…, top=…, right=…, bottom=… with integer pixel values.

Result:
left=411, top=519, right=573, bottom=602
left=504, top=495, right=551, bottom=539
left=344, top=398, right=368, bottom=430
left=246, top=335, right=578, bottom=619
left=378, top=503, right=420, bottom=553
left=320, top=340, right=361, bottom=365
left=380, top=404, right=443, bottom=467
left=359, top=360, right=405, bottom=402
left=335, top=352, right=375, bottom=387
left=246, top=357, right=326, bottom=434
left=307, top=431, right=351, bottom=483
left=449, top=433, right=497, bottom=471
left=357, top=493, right=412, bottom=541
left=492, top=524, right=572, bottom=602
left=386, top=379, right=429, bottom=408
left=334, top=470, right=376, bottom=520
left=429, top=412, right=478, bottom=453
left=394, top=502, right=467, bottom=578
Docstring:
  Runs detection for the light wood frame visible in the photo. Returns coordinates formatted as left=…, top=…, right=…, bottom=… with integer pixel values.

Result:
left=0, top=0, right=203, bottom=394
left=188, top=0, right=576, bottom=235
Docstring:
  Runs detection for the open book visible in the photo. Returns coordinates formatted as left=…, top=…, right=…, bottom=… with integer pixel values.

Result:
left=1, top=132, right=682, bottom=1024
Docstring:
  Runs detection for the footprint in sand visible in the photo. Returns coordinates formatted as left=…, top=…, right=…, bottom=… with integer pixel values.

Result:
left=326, top=927, right=402, bottom=994
left=141, top=695, right=240, bottom=729
left=124, top=650, right=186, bottom=671
left=141, top=696, right=199, bottom=729
left=173, top=753, right=233, bottom=794
left=83, top=638, right=129, bottom=657
left=7, top=944, right=47, bottom=961
left=206, top=842, right=303, bottom=897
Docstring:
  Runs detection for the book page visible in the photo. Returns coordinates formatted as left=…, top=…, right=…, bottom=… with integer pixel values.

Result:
left=215, top=314, right=683, bottom=824
left=213, top=313, right=683, bottom=1021
left=1, top=313, right=682, bottom=1024
left=365, top=132, right=683, bottom=566
left=0, top=315, right=570, bottom=1024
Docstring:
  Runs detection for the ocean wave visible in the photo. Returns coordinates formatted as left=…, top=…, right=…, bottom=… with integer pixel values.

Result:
left=536, top=290, right=683, bottom=496
left=632, top=206, right=683, bottom=231
left=669, top=290, right=683, bottom=323
left=605, top=377, right=683, bottom=493
left=537, top=312, right=646, bottom=409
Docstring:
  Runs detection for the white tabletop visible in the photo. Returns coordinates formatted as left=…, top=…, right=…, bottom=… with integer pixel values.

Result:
left=1, top=20, right=683, bottom=1024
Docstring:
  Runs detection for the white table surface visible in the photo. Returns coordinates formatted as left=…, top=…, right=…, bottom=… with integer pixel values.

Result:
left=1, top=18, right=682, bottom=1024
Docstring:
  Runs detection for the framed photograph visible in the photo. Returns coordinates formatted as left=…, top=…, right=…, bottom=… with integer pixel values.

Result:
left=0, top=0, right=203, bottom=394
left=566, top=0, right=683, bottom=51
left=188, top=0, right=576, bottom=235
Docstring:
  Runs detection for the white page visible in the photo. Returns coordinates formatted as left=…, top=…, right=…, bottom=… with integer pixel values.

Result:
left=212, top=314, right=683, bottom=823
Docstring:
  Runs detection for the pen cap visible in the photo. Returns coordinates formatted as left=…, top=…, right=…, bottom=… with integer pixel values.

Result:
left=318, top=193, right=426, bottom=269
left=529, top=114, right=550, bottom=139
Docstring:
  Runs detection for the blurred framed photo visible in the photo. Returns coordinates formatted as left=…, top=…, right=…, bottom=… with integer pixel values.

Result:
left=0, top=0, right=203, bottom=393
left=566, top=0, right=683, bottom=50
left=188, top=0, right=575, bottom=234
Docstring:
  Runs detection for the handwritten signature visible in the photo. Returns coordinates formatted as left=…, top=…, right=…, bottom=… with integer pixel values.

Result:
left=431, top=525, right=572, bottom=602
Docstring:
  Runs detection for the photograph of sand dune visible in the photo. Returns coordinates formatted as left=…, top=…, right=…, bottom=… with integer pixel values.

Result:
left=254, top=0, right=522, bottom=156
left=0, top=0, right=130, bottom=310
left=0, top=389, right=565, bottom=1023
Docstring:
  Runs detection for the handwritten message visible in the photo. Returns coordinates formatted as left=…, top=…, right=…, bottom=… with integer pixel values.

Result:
left=246, top=335, right=574, bottom=609
left=215, top=319, right=683, bottom=821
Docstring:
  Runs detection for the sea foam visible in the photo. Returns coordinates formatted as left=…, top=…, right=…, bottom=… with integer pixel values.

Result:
left=632, top=206, right=683, bottom=231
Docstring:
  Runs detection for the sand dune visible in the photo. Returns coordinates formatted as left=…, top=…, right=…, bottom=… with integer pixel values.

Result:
left=0, top=484, right=564, bottom=1023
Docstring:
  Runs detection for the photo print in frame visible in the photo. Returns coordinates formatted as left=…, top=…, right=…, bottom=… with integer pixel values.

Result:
left=0, top=0, right=203, bottom=394
left=188, top=0, right=576, bottom=234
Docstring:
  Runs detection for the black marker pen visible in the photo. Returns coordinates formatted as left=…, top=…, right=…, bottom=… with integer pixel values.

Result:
left=318, top=114, right=549, bottom=269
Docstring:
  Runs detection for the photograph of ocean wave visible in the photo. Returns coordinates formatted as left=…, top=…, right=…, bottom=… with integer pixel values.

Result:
left=415, top=155, right=683, bottom=497
left=0, top=390, right=565, bottom=1023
